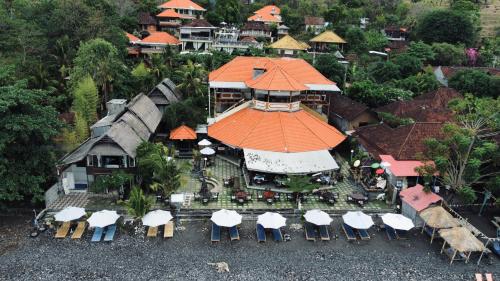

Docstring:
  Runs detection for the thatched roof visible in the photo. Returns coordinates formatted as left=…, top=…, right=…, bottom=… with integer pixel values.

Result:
left=269, top=35, right=309, bottom=51
left=310, top=30, right=346, bottom=44
left=439, top=227, right=485, bottom=252
left=148, top=78, right=180, bottom=106
left=127, top=93, right=162, bottom=133
left=419, top=206, right=460, bottom=229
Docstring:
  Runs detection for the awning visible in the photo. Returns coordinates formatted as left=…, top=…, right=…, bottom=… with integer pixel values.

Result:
left=209, top=81, right=247, bottom=89
left=243, top=149, right=339, bottom=174
left=305, top=84, right=341, bottom=92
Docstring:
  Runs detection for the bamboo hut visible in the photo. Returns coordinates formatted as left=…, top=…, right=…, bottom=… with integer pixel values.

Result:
left=420, top=206, right=460, bottom=243
left=439, top=227, right=486, bottom=264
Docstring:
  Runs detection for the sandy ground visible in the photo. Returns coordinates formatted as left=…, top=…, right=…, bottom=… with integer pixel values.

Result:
left=0, top=217, right=498, bottom=281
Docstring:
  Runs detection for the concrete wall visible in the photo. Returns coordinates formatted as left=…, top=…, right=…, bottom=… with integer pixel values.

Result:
left=44, top=183, right=60, bottom=208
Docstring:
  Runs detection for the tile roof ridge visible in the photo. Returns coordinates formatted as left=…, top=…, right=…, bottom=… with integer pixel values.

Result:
left=396, top=122, right=417, bottom=159
left=277, top=111, right=289, bottom=152
left=238, top=109, right=267, bottom=148
left=295, top=110, right=336, bottom=149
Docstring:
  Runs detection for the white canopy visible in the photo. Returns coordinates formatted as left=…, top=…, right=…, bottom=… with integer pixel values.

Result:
left=380, top=161, right=391, bottom=168
left=211, top=209, right=242, bottom=227
left=54, top=207, right=86, bottom=222
left=200, top=147, right=216, bottom=155
left=304, top=209, right=333, bottom=226
left=198, top=139, right=212, bottom=146
left=142, top=210, right=173, bottom=227
left=305, top=83, right=341, bottom=92
left=244, top=149, right=339, bottom=175
left=87, top=210, right=120, bottom=228
left=381, top=213, right=414, bottom=231
left=257, top=212, right=287, bottom=229
left=342, top=211, right=374, bottom=229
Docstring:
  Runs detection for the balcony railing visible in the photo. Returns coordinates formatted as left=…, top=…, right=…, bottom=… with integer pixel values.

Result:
left=240, top=31, right=271, bottom=37
left=180, top=35, right=213, bottom=41
left=212, top=40, right=263, bottom=49
left=251, top=100, right=301, bottom=112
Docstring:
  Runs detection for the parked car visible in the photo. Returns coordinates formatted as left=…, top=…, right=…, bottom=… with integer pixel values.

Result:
left=253, top=174, right=267, bottom=184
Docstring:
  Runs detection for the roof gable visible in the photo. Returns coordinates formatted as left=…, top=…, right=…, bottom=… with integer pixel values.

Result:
left=310, top=30, right=346, bottom=44
left=269, top=35, right=310, bottom=50
left=159, top=0, right=206, bottom=11
left=170, top=125, right=197, bottom=140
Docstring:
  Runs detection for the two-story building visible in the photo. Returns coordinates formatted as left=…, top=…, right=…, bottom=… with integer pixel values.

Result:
left=156, top=9, right=182, bottom=35
left=158, top=0, right=206, bottom=20
left=247, top=5, right=281, bottom=24
left=240, top=21, right=272, bottom=41
left=212, top=25, right=263, bottom=53
left=139, top=31, right=181, bottom=54
left=304, top=16, right=325, bottom=34
left=180, top=19, right=217, bottom=51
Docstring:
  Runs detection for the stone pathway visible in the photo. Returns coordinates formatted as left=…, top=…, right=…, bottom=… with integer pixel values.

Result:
left=47, top=193, right=90, bottom=211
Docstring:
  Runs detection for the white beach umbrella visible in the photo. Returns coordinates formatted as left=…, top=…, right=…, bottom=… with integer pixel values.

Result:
left=381, top=213, right=414, bottom=231
left=87, top=210, right=120, bottom=228
left=380, top=161, right=391, bottom=168
left=54, top=206, right=86, bottom=222
left=200, top=147, right=216, bottom=155
left=257, top=212, right=287, bottom=229
left=342, top=211, right=374, bottom=229
left=198, top=139, right=212, bottom=146
left=304, top=209, right=333, bottom=226
left=211, top=209, right=242, bottom=227
left=142, top=210, right=173, bottom=227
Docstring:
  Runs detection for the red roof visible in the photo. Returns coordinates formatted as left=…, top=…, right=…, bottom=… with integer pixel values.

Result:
left=157, top=9, right=181, bottom=18
left=248, top=13, right=281, bottom=23
left=400, top=184, right=442, bottom=212
left=254, top=5, right=280, bottom=15
left=209, top=56, right=336, bottom=90
left=141, top=32, right=180, bottom=45
left=126, top=32, right=140, bottom=42
left=159, top=0, right=205, bottom=11
left=170, top=125, right=197, bottom=140
left=208, top=107, right=345, bottom=153
left=379, top=155, right=430, bottom=177
left=246, top=66, right=308, bottom=91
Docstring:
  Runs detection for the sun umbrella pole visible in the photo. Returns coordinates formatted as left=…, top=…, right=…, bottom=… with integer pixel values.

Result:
left=450, top=250, right=457, bottom=265
left=466, top=252, right=471, bottom=263
left=421, top=222, right=426, bottom=234
left=440, top=241, right=446, bottom=253
left=431, top=228, right=436, bottom=244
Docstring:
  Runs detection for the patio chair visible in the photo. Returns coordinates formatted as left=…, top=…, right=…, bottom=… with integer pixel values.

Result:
left=395, top=229, right=408, bottom=240
left=103, top=225, right=117, bottom=242
left=256, top=224, right=266, bottom=243
left=71, top=221, right=86, bottom=239
left=164, top=221, right=174, bottom=238
left=91, top=227, right=104, bottom=242
left=55, top=221, right=71, bottom=239
left=357, top=228, right=371, bottom=240
left=147, top=226, right=158, bottom=238
left=304, top=223, right=317, bottom=241
left=385, top=225, right=397, bottom=240
left=229, top=226, right=240, bottom=241
left=211, top=223, right=221, bottom=243
left=272, top=228, right=283, bottom=242
left=342, top=223, right=357, bottom=241
left=318, top=225, right=330, bottom=241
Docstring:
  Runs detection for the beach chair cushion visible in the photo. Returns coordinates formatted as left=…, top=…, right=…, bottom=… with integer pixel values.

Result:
left=229, top=226, right=240, bottom=241
left=342, top=223, right=357, bottom=241
left=147, top=226, right=158, bottom=237
left=91, top=227, right=104, bottom=242
left=492, top=241, right=500, bottom=256
left=71, top=221, right=86, bottom=239
left=385, top=225, right=397, bottom=240
left=395, top=229, right=408, bottom=239
left=211, top=223, right=221, bottom=242
left=357, top=228, right=371, bottom=240
left=55, top=222, right=71, bottom=239
left=103, top=225, right=117, bottom=242
left=164, top=221, right=174, bottom=238
left=319, top=225, right=330, bottom=241
left=305, top=223, right=317, bottom=241
left=256, top=224, right=266, bottom=243
left=272, top=228, right=283, bottom=242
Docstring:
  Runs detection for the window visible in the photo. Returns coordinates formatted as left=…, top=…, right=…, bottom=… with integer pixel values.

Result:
left=87, top=155, right=94, bottom=166
left=129, top=157, right=136, bottom=167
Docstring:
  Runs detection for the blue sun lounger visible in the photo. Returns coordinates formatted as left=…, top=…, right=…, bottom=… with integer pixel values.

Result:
left=229, top=226, right=240, bottom=241
left=357, top=228, right=371, bottom=240
left=319, top=225, right=330, bottom=241
left=423, top=225, right=435, bottom=237
left=256, top=224, right=266, bottom=243
left=342, top=223, right=357, bottom=241
left=492, top=241, right=500, bottom=256
left=91, top=227, right=104, bottom=242
left=211, top=223, right=220, bottom=243
left=103, top=225, right=117, bottom=242
left=395, top=229, right=408, bottom=239
left=272, top=228, right=283, bottom=242
left=385, top=225, right=397, bottom=240
left=305, top=223, right=317, bottom=241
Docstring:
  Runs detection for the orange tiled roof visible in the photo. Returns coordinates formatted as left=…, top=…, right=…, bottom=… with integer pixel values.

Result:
left=170, top=125, right=197, bottom=140
left=209, top=56, right=335, bottom=87
left=248, top=12, right=281, bottom=23
left=159, top=0, right=206, bottom=11
left=141, top=32, right=180, bottom=45
left=126, top=32, right=140, bottom=42
left=255, top=5, right=280, bottom=15
left=157, top=9, right=182, bottom=18
left=208, top=108, right=345, bottom=152
left=246, top=66, right=308, bottom=91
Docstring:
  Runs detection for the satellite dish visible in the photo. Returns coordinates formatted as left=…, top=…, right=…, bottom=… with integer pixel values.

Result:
left=353, top=160, right=361, bottom=167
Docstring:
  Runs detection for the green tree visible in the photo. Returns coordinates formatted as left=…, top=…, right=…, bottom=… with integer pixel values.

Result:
left=416, top=10, right=476, bottom=45
left=73, top=111, right=89, bottom=143
left=364, top=30, right=389, bottom=51
left=392, top=70, right=439, bottom=95
left=286, top=175, right=320, bottom=203
left=126, top=186, right=154, bottom=218
left=392, top=53, right=423, bottom=78
left=449, top=69, right=499, bottom=98
left=314, top=54, right=346, bottom=88
left=407, top=41, right=435, bottom=63
left=174, top=60, right=207, bottom=97
left=90, top=170, right=132, bottom=194
left=345, top=27, right=366, bottom=54
left=214, top=0, right=242, bottom=24
left=431, top=43, right=465, bottom=66
left=368, top=61, right=401, bottom=83
left=348, top=80, right=413, bottom=107
left=72, top=75, right=99, bottom=125
left=131, top=62, right=153, bottom=94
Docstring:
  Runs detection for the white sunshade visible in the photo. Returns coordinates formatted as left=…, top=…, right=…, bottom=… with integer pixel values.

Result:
left=305, top=83, right=341, bottom=92
left=244, top=149, right=339, bottom=175
left=200, top=147, right=216, bottom=155
left=342, top=211, right=374, bottom=229
left=304, top=209, right=333, bottom=226
left=142, top=210, right=173, bottom=227
left=87, top=210, right=120, bottom=228
left=257, top=212, right=287, bottom=229
left=380, top=161, right=391, bottom=168
left=198, top=139, right=212, bottom=146
left=209, top=81, right=247, bottom=89
left=382, top=213, right=415, bottom=231
left=211, top=209, right=242, bottom=227
left=54, top=207, right=86, bottom=222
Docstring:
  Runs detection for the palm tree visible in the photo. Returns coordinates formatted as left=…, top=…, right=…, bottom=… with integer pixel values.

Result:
left=174, top=60, right=207, bottom=98
left=126, top=186, right=154, bottom=218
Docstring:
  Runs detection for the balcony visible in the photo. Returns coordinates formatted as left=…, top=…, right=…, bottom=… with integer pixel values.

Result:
left=240, top=30, right=271, bottom=38
left=251, top=100, right=301, bottom=112
left=180, top=35, right=212, bottom=41
left=212, top=40, right=263, bottom=49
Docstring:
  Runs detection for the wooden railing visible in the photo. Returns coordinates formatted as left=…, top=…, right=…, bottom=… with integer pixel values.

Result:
left=251, top=100, right=301, bottom=112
